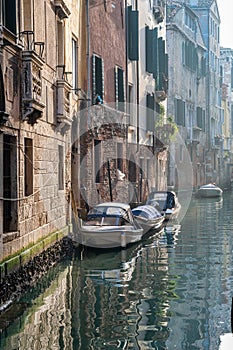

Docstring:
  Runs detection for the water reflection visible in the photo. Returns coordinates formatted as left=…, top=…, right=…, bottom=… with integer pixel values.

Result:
left=1, top=193, right=233, bottom=349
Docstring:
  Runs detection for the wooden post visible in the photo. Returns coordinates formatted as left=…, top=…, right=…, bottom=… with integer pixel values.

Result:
left=107, top=160, right=113, bottom=202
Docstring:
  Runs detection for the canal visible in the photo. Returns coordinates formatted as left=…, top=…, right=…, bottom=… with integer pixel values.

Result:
left=1, top=192, right=233, bottom=349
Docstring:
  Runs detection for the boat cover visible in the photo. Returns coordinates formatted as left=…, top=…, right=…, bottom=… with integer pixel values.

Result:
left=132, top=205, right=162, bottom=219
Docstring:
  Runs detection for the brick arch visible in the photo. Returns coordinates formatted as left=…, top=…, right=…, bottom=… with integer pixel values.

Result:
left=0, top=64, right=6, bottom=112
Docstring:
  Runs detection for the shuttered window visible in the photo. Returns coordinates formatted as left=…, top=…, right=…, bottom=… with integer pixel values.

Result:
left=175, top=98, right=185, bottom=126
left=196, top=107, right=202, bottom=128
left=115, top=66, right=125, bottom=111
left=146, top=93, right=155, bottom=132
left=92, top=55, right=104, bottom=103
left=196, top=107, right=205, bottom=130
left=127, top=6, right=139, bottom=61
left=72, top=38, right=78, bottom=91
left=145, top=26, right=158, bottom=77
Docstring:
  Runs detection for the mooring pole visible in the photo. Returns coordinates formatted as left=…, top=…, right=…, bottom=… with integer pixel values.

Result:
left=107, top=159, right=113, bottom=201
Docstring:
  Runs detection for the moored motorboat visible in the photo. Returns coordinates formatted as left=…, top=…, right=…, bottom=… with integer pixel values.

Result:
left=196, top=183, right=223, bottom=198
left=131, top=204, right=164, bottom=233
left=73, top=202, right=143, bottom=249
left=146, top=190, right=181, bottom=221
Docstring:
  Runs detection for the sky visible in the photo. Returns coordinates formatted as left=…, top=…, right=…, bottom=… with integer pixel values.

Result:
left=217, top=0, right=233, bottom=48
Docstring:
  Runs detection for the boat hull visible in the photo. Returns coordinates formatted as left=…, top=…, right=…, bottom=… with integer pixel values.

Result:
left=134, top=216, right=164, bottom=233
left=76, top=225, right=143, bottom=249
left=196, top=185, right=223, bottom=198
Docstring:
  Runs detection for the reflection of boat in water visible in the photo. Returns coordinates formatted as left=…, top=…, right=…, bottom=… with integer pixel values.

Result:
left=194, top=196, right=223, bottom=210
left=76, top=243, right=142, bottom=285
left=164, top=224, right=181, bottom=245
left=76, top=227, right=165, bottom=285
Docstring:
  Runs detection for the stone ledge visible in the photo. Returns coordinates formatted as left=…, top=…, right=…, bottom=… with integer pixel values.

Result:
left=0, top=234, right=74, bottom=314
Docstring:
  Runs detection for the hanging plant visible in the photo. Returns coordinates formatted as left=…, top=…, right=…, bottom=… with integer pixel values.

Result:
left=155, top=104, right=178, bottom=145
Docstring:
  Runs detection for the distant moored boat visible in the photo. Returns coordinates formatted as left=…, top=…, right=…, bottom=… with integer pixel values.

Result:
left=196, top=183, right=223, bottom=198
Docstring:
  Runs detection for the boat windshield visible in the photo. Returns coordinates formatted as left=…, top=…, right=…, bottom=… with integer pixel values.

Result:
left=85, top=206, right=132, bottom=226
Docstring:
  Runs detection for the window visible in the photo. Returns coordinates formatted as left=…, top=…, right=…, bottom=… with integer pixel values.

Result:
left=0, top=65, right=6, bottom=113
left=58, top=145, right=64, bottom=190
left=115, top=66, right=125, bottom=111
left=72, top=38, right=78, bottom=91
left=145, top=26, right=158, bottom=77
left=92, top=55, right=104, bottom=103
left=23, top=0, right=32, bottom=31
left=25, top=138, right=33, bottom=196
left=157, top=37, right=168, bottom=89
left=127, top=6, right=139, bottom=61
left=3, top=135, right=17, bottom=232
left=94, top=140, right=101, bottom=183
left=117, top=143, right=123, bottom=171
left=56, top=20, right=65, bottom=79
left=196, top=107, right=205, bottom=130
left=2, top=0, right=17, bottom=34
left=146, top=93, right=155, bottom=132
left=175, top=98, right=185, bottom=126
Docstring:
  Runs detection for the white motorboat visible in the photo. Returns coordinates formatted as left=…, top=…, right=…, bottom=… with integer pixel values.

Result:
left=196, top=183, right=223, bottom=198
left=131, top=204, right=165, bottom=233
left=146, top=191, right=181, bottom=221
left=74, top=202, right=143, bottom=249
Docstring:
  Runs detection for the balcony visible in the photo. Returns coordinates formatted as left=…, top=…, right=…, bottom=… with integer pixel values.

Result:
left=20, top=31, right=45, bottom=124
left=56, top=65, right=72, bottom=132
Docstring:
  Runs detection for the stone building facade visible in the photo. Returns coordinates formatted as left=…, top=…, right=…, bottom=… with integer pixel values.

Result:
left=0, top=0, right=86, bottom=263
left=166, top=2, right=207, bottom=190
left=166, top=0, right=224, bottom=188
left=126, top=0, right=168, bottom=200
left=220, top=48, right=233, bottom=187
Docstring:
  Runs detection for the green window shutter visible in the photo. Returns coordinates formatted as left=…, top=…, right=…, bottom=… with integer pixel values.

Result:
left=152, top=28, right=158, bottom=79
left=202, top=110, right=205, bottom=131
left=175, top=98, right=185, bottom=126
left=197, top=107, right=202, bottom=128
left=146, top=93, right=155, bottom=131
left=146, top=26, right=154, bottom=73
left=157, top=38, right=166, bottom=90
left=127, top=6, right=139, bottom=61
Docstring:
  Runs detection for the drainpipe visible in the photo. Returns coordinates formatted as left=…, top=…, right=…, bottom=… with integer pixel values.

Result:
left=136, top=0, right=139, bottom=153
left=86, top=0, right=91, bottom=118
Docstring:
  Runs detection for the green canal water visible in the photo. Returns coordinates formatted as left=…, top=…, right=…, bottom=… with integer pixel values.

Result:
left=1, top=192, right=233, bottom=349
